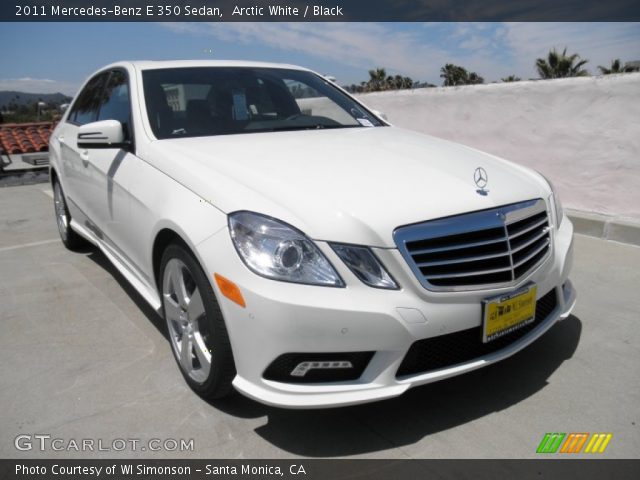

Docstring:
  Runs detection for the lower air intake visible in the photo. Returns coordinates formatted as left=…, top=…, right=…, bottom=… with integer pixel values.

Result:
left=396, top=288, right=558, bottom=378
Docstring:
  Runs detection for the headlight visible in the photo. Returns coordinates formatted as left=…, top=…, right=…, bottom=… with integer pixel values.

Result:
left=541, top=174, right=564, bottom=227
left=331, top=244, right=398, bottom=290
left=228, top=211, right=344, bottom=287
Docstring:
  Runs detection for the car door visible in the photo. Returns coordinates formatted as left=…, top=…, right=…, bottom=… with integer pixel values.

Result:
left=57, top=72, right=108, bottom=224
left=78, top=69, right=144, bottom=270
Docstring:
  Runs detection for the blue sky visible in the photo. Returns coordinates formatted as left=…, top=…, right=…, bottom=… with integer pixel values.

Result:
left=0, top=22, right=639, bottom=95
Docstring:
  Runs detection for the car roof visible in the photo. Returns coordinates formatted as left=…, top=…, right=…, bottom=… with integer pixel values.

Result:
left=104, top=60, right=311, bottom=72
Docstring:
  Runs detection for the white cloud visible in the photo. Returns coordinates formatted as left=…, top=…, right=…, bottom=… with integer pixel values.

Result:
left=459, top=35, right=491, bottom=51
left=160, top=22, right=455, bottom=83
left=159, top=22, right=640, bottom=84
left=0, top=77, right=79, bottom=96
left=503, top=23, right=640, bottom=78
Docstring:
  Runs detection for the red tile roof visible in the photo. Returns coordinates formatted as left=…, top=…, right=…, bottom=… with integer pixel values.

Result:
left=0, top=122, right=55, bottom=155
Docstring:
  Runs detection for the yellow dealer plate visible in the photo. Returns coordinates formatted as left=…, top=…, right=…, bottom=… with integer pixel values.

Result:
left=483, top=284, right=537, bottom=343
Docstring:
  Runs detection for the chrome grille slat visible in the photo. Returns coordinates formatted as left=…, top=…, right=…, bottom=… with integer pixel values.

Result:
left=407, top=235, right=508, bottom=255
left=394, top=199, right=552, bottom=292
left=416, top=250, right=511, bottom=267
left=507, top=216, right=548, bottom=239
left=513, top=239, right=550, bottom=268
left=510, top=228, right=550, bottom=254
left=425, top=265, right=513, bottom=280
left=503, top=220, right=516, bottom=282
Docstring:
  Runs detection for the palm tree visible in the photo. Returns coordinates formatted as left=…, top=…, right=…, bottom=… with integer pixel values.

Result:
left=384, top=75, right=395, bottom=90
left=501, top=75, right=521, bottom=82
left=536, top=47, right=589, bottom=79
left=404, top=77, right=414, bottom=89
left=467, top=72, right=484, bottom=85
left=386, top=75, right=404, bottom=90
left=598, top=59, right=639, bottom=74
left=364, top=69, right=415, bottom=91
left=387, top=75, right=415, bottom=90
left=440, top=64, right=484, bottom=86
left=440, top=64, right=468, bottom=86
left=367, top=68, right=387, bottom=91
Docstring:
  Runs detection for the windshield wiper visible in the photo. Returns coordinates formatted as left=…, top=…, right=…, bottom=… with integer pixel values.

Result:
left=264, top=124, right=357, bottom=132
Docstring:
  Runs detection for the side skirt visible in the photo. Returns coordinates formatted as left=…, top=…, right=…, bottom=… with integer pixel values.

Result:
left=69, top=218, right=163, bottom=312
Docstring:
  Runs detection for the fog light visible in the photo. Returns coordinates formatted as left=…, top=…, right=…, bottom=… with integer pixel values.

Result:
left=290, top=360, right=353, bottom=377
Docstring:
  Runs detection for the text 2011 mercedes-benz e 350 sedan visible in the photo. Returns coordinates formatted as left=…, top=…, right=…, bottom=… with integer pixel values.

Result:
left=50, top=61, right=576, bottom=408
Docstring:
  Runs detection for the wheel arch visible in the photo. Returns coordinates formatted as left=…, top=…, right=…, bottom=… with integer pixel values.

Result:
left=50, top=165, right=69, bottom=196
left=152, top=228, right=190, bottom=291
left=49, top=165, right=60, bottom=188
left=151, top=225, right=218, bottom=294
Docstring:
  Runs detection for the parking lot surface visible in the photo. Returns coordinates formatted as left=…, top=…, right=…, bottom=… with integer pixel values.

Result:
left=1, top=184, right=638, bottom=458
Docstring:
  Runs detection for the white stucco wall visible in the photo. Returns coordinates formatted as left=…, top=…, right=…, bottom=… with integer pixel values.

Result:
left=355, top=73, right=640, bottom=219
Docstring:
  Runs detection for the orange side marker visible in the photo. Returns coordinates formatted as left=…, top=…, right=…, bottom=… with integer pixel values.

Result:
left=214, top=273, right=246, bottom=308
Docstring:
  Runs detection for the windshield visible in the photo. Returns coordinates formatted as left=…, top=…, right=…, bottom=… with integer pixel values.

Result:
left=142, top=67, right=383, bottom=139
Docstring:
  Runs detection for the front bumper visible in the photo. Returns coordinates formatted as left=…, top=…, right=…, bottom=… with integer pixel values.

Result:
left=197, top=216, right=576, bottom=408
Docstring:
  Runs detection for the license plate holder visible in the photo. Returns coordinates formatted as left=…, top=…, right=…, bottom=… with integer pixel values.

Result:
left=482, top=284, right=537, bottom=343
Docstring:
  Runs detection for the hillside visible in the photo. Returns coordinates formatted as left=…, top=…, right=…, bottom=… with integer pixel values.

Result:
left=0, top=91, right=71, bottom=109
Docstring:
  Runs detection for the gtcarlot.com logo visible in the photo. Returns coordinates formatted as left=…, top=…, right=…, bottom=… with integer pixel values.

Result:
left=15, top=434, right=194, bottom=452
left=536, top=432, right=613, bottom=454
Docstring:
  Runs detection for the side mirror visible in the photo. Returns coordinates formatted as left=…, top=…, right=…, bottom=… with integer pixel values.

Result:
left=371, top=109, right=388, bottom=122
left=77, top=120, right=129, bottom=149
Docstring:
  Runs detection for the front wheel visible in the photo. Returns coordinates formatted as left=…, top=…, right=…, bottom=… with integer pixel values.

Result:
left=160, top=244, right=236, bottom=399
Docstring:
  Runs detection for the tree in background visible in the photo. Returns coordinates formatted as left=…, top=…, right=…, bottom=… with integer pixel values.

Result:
left=367, top=68, right=388, bottom=91
left=598, top=59, right=640, bottom=74
left=386, top=75, right=415, bottom=90
left=0, top=101, right=62, bottom=123
left=501, top=75, right=521, bottom=82
left=467, top=72, right=484, bottom=85
left=440, top=64, right=466, bottom=86
left=440, top=64, right=484, bottom=86
left=536, top=48, right=589, bottom=79
left=342, top=69, right=416, bottom=92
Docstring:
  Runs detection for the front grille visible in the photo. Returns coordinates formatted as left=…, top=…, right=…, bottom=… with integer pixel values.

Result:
left=263, top=352, right=374, bottom=384
left=394, top=199, right=551, bottom=291
left=396, top=288, right=558, bottom=378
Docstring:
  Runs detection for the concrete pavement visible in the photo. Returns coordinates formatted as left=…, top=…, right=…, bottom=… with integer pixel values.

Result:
left=1, top=184, right=638, bottom=459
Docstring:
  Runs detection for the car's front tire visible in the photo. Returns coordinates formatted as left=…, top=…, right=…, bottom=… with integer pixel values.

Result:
left=160, top=243, right=236, bottom=399
left=52, top=178, right=90, bottom=250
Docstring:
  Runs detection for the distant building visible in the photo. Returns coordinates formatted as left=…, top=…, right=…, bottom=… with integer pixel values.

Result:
left=625, top=60, right=640, bottom=70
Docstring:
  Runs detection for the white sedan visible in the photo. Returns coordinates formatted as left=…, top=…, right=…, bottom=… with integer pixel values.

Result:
left=49, top=60, right=576, bottom=408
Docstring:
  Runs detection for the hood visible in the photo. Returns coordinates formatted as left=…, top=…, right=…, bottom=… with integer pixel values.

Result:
left=143, top=127, right=549, bottom=247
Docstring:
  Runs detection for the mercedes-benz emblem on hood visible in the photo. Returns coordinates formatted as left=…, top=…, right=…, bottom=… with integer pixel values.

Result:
left=474, top=167, right=488, bottom=189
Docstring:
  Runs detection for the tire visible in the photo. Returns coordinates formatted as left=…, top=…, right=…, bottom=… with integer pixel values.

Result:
left=160, top=243, right=236, bottom=399
left=52, top=178, right=90, bottom=250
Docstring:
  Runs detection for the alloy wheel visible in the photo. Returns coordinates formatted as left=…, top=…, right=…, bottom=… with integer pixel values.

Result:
left=162, top=258, right=212, bottom=383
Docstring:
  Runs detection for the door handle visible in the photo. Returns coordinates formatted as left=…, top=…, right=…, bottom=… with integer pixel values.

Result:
left=80, top=150, right=89, bottom=167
